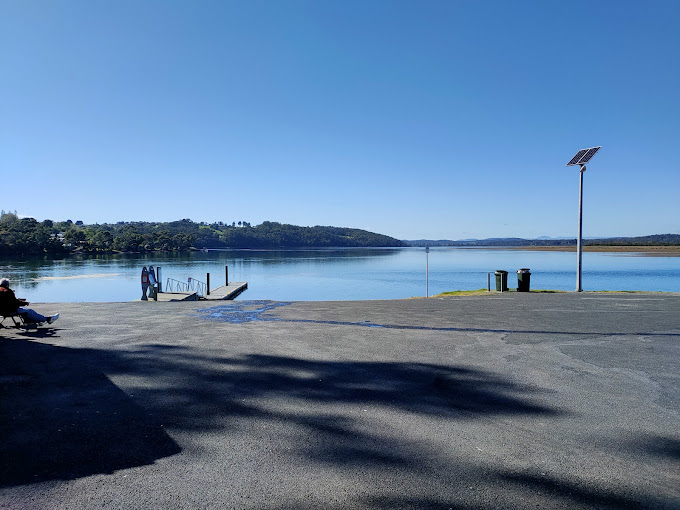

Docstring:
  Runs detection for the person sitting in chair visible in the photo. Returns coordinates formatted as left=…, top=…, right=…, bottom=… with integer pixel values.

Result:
left=0, top=278, right=59, bottom=324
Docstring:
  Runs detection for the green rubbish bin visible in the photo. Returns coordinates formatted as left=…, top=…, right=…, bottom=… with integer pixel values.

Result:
left=517, top=268, right=531, bottom=292
left=495, top=270, right=508, bottom=292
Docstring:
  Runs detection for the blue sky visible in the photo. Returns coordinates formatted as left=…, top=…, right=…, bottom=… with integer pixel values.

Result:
left=2, top=0, right=679, bottom=240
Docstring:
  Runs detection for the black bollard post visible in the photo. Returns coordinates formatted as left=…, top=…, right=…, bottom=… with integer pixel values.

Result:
left=207, top=273, right=210, bottom=296
left=225, top=265, right=229, bottom=285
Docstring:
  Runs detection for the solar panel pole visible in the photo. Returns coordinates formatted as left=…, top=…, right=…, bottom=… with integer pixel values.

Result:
left=576, top=165, right=585, bottom=292
left=566, top=146, right=601, bottom=293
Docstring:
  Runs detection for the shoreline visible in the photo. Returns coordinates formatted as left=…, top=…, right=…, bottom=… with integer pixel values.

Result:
left=4, top=244, right=680, bottom=257
left=475, top=245, right=680, bottom=256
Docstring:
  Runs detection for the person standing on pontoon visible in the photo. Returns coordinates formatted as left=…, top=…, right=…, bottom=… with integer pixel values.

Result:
left=0, top=278, right=59, bottom=324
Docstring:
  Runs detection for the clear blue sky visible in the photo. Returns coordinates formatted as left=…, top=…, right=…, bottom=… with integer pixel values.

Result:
left=2, top=0, right=679, bottom=240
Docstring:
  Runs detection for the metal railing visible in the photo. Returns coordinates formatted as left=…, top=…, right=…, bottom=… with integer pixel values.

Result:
left=164, top=277, right=207, bottom=297
left=165, top=278, right=188, bottom=293
left=187, top=277, right=207, bottom=298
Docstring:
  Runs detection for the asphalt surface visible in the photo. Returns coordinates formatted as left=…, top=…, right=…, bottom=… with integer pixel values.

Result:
left=1, top=292, right=679, bottom=509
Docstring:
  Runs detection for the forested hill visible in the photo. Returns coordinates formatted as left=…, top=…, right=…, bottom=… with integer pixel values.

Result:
left=0, top=214, right=406, bottom=254
left=586, top=234, right=680, bottom=246
left=215, top=221, right=406, bottom=249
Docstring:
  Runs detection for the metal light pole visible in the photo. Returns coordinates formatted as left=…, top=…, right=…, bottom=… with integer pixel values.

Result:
left=566, top=146, right=601, bottom=292
left=425, top=245, right=430, bottom=297
left=576, top=165, right=585, bottom=292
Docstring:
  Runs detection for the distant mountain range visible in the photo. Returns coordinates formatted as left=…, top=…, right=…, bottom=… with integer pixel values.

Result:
left=403, top=234, right=680, bottom=247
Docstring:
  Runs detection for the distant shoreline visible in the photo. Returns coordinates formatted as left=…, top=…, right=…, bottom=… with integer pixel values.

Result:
left=499, top=245, right=680, bottom=256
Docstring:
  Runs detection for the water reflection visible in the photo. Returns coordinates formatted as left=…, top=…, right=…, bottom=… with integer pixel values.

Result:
left=1, top=248, right=678, bottom=302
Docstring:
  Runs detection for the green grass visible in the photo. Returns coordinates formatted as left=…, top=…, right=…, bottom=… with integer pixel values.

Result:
left=433, top=289, right=491, bottom=297
left=433, top=288, right=673, bottom=297
left=433, top=288, right=569, bottom=297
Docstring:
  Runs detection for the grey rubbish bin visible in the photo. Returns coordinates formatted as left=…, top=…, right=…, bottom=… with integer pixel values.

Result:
left=495, top=270, right=508, bottom=292
left=517, top=268, right=531, bottom=292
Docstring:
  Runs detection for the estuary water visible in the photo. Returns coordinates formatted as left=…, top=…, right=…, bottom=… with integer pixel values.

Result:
left=1, top=247, right=679, bottom=303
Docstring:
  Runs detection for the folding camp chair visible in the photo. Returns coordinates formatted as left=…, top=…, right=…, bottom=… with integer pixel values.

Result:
left=0, top=311, right=43, bottom=329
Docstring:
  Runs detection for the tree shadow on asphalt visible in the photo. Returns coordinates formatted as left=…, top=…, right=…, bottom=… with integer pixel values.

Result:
left=109, top=347, right=561, bottom=427
left=3, top=338, right=677, bottom=508
left=266, top=470, right=678, bottom=510
left=1, top=337, right=558, bottom=488
left=0, top=338, right=181, bottom=487
left=619, top=433, right=680, bottom=462
left=498, top=470, right=677, bottom=510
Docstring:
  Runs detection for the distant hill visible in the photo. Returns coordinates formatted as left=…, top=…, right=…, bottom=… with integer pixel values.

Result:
left=0, top=213, right=406, bottom=254
left=403, top=238, right=575, bottom=247
left=403, top=234, right=680, bottom=247
left=219, top=222, right=406, bottom=249
left=584, top=234, right=680, bottom=246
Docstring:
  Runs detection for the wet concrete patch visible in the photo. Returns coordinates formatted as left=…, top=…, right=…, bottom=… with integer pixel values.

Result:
left=192, top=300, right=393, bottom=329
left=193, top=300, right=294, bottom=324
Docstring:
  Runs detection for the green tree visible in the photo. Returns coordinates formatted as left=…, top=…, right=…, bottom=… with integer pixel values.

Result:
left=113, top=225, right=142, bottom=252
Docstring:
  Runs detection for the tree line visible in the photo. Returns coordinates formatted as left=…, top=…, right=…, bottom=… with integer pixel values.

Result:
left=405, top=233, right=680, bottom=247
left=0, top=213, right=405, bottom=255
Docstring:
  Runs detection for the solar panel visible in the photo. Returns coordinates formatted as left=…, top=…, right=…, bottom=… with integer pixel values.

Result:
left=566, top=146, right=601, bottom=166
left=579, top=146, right=601, bottom=163
left=567, top=149, right=588, bottom=166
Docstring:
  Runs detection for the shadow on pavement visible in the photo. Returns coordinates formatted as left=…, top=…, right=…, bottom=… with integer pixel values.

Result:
left=2, top=338, right=559, bottom=488
left=4, top=338, right=677, bottom=508
left=499, top=470, right=678, bottom=510
left=0, top=338, right=181, bottom=487
left=108, top=348, right=561, bottom=427
left=621, top=433, right=680, bottom=462
left=83, top=347, right=564, bottom=478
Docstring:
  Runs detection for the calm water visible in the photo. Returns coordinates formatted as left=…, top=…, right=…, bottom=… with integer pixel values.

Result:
left=1, top=248, right=679, bottom=303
